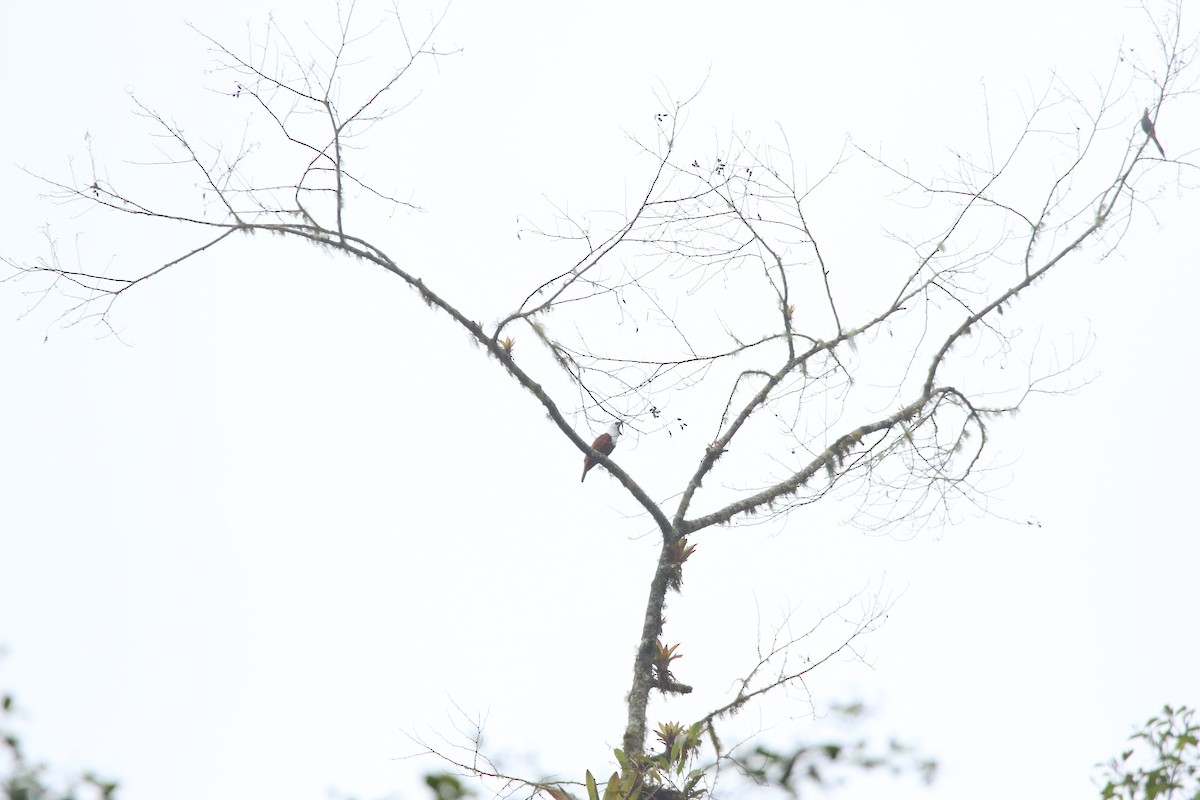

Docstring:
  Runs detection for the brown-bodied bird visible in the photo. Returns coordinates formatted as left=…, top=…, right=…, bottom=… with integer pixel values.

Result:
left=1141, top=108, right=1165, bottom=157
left=581, top=421, right=622, bottom=482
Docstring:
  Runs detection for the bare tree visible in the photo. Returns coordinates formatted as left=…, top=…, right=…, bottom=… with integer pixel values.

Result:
left=3, top=2, right=1196, bottom=798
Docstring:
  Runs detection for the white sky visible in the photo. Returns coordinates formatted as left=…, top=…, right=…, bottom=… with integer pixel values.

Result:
left=2, top=2, right=1198, bottom=800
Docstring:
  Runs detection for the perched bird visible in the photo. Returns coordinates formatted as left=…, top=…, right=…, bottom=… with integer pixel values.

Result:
left=581, top=421, right=622, bottom=482
left=1141, top=108, right=1165, bottom=157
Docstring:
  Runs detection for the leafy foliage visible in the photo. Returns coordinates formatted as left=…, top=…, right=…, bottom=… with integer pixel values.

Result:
left=0, top=692, right=118, bottom=800
left=424, top=773, right=475, bottom=800
left=728, top=739, right=936, bottom=797
left=0, top=685, right=483, bottom=800
left=1098, top=706, right=1200, bottom=800
left=723, top=703, right=935, bottom=798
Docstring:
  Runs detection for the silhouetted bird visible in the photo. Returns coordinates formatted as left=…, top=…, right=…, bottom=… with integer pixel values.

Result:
left=1141, top=108, right=1165, bottom=157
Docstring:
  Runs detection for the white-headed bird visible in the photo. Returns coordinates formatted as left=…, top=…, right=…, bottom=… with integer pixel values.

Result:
left=582, top=421, right=622, bottom=482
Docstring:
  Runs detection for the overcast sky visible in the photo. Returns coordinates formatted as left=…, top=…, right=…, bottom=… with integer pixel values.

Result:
left=2, top=2, right=1198, bottom=800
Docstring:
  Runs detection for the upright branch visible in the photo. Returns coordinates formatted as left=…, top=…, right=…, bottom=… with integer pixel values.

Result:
left=2, top=1, right=1195, bottom=791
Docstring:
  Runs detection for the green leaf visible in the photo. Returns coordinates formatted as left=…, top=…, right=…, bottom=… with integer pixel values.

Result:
left=585, top=771, right=599, bottom=800
left=602, top=772, right=621, bottom=800
left=613, top=749, right=629, bottom=773
left=426, top=772, right=474, bottom=800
